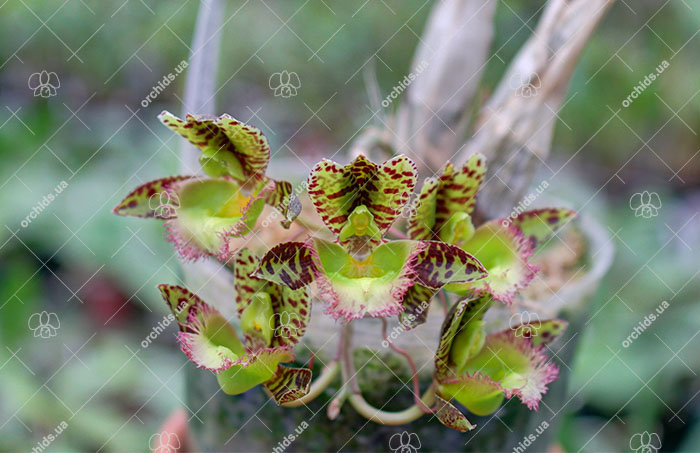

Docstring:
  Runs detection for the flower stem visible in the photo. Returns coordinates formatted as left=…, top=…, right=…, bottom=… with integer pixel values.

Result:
left=340, top=323, right=437, bottom=425
left=381, top=319, right=435, bottom=414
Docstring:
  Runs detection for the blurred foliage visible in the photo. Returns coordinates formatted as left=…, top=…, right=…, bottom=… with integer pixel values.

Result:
left=0, top=0, right=698, bottom=451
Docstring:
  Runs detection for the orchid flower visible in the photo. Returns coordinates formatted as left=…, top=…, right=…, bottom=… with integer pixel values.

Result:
left=252, top=154, right=488, bottom=322
left=431, top=296, right=567, bottom=431
left=408, top=153, right=576, bottom=305
left=158, top=280, right=311, bottom=404
left=113, top=112, right=300, bottom=262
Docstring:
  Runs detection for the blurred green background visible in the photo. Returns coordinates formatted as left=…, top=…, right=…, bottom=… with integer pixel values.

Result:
left=0, top=0, right=698, bottom=451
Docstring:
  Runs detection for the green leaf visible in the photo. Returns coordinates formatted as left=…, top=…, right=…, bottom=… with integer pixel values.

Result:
left=113, top=176, right=192, bottom=218
left=434, top=393, right=476, bottom=431
left=412, top=241, right=487, bottom=289
left=307, top=154, right=417, bottom=248
left=158, top=111, right=270, bottom=181
left=508, top=208, right=577, bottom=251
left=435, top=296, right=492, bottom=380
left=264, top=366, right=312, bottom=405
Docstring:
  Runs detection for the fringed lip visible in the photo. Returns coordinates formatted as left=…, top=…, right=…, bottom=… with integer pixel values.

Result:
left=454, top=221, right=538, bottom=305
left=311, top=240, right=426, bottom=323
left=478, top=331, right=559, bottom=411
left=164, top=177, right=270, bottom=262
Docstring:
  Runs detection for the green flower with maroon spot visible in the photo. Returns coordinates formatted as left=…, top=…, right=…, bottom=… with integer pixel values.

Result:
left=113, top=112, right=300, bottom=262
left=158, top=284, right=311, bottom=404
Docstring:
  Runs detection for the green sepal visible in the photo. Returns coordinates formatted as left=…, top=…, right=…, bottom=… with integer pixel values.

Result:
left=407, top=154, right=486, bottom=241
left=113, top=176, right=192, bottom=218
left=439, top=373, right=505, bottom=416
left=158, top=111, right=270, bottom=181
left=508, top=208, right=577, bottom=251
left=216, top=347, right=295, bottom=395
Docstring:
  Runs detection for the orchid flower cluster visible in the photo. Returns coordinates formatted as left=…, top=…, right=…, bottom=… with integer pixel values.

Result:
left=114, top=112, right=576, bottom=431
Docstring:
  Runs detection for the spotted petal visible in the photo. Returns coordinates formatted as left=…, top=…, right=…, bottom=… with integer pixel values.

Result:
left=434, top=393, right=476, bottom=432
left=307, top=154, right=417, bottom=247
left=113, top=176, right=192, bottom=218
left=264, top=179, right=302, bottom=228
left=407, top=154, right=486, bottom=241
left=509, top=319, right=568, bottom=347
left=271, top=286, right=310, bottom=348
left=158, top=111, right=270, bottom=181
left=460, top=331, right=559, bottom=410
left=435, top=296, right=492, bottom=380
left=264, top=366, right=312, bottom=405
left=234, top=249, right=310, bottom=348
left=412, top=241, right=487, bottom=289
left=447, top=220, right=537, bottom=304
left=255, top=242, right=317, bottom=290
left=508, top=208, right=577, bottom=251
left=398, top=284, right=436, bottom=330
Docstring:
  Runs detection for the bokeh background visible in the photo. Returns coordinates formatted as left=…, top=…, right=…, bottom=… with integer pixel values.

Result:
left=0, top=0, right=698, bottom=451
